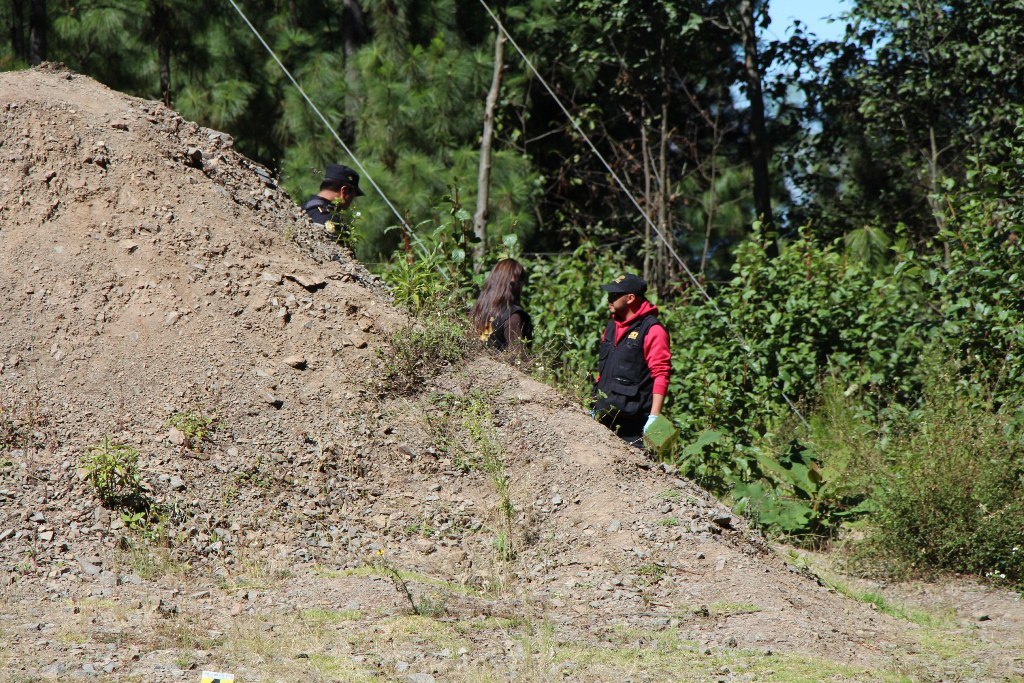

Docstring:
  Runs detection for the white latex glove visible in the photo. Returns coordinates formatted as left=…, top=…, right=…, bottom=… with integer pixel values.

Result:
left=644, top=414, right=658, bottom=433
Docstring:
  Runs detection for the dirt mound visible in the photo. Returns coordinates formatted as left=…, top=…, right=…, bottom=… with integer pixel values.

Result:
left=0, top=66, right=1009, bottom=682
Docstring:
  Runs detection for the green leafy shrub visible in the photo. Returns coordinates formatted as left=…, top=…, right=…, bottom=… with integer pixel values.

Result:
left=900, top=165, right=1024, bottom=413
left=0, top=395, right=54, bottom=454
left=379, top=315, right=474, bottom=394
left=728, top=376, right=881, bottom=542
left=732, top=438, right=875, bottom=544
left=82, top=436, right=144, bottom=508
left=653, top=229, right=926, bottom=541
left=855, top=359, right=1024, bottom=585
left=665, top=227, right=927, bottom=447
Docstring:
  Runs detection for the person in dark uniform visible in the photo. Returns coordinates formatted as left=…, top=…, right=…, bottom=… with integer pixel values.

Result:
left=470, top=258, right=532, bottom=359
left=593, top=273, right=671, bottom=447
left=302, top=163, right=365, bottom=239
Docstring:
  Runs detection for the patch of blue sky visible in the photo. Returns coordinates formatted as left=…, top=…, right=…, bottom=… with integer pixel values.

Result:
left=764, top=0, right=851, bottom=44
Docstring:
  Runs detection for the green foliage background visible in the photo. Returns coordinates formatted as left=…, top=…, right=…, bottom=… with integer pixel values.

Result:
left=5, top=0, right=1024, bottom=585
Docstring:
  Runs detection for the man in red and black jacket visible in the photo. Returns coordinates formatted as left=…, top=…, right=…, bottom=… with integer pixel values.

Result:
left=593, top=273, right=671, bottom=447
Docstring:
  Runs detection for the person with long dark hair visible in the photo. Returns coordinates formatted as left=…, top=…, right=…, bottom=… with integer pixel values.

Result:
left=470, top=258, right=532, bottom=356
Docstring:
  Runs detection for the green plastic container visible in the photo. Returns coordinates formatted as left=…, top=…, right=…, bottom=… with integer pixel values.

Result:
left=643, top=415, right=678, bottom=452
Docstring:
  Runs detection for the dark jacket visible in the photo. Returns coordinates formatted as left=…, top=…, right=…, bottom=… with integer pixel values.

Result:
left=485, top=305, right=532, bottom=351
left=594, top=313, right=664, bottom=419
left=302, top=195, right=336, bottom=226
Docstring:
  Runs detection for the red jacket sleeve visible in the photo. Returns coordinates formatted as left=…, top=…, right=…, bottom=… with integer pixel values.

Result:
left=644, top=324, right=671, bottom=395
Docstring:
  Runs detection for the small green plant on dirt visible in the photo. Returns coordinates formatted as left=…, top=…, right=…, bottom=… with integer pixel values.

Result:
left=222, top=484, right=239, bottom=506
left=0, top=394, right=54, bottom=454
left=424, top=392, right=473, bottom=468
left=300, top=607, right=362, bottom=624
left=82, top=436, right=144, bottom=508
left=117, top=539, right=191, bottom=580
left=635, top=562, right=667, bottom=587
left=463, top=393, right=516, bottom=561
left=423, top=391, right=518, bottom=559
left=0, top=403, right=27, bottom=451
left=119, top=504, right=172, bottom=545
left=658, top=517, right=679, bottom=527
left=15, top=549, right=36, bottom=575
left=379, top=316, right=472, bottom=395
left=708, top=602, right=763, bottom=616
left=166, top=408, right=217, bottom=449
left=492, top=531, right=513, bottom=562
left=371, top=550, right=445, bottom=617
left=403, top=521, right=437, bottom=538
left=414, top=592, right=449, bottom=618
left=174, top=654, right=195, bottom=670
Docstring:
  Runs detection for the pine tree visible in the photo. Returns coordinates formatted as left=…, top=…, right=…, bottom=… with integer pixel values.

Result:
left=277, top=0, right=538, bottom=260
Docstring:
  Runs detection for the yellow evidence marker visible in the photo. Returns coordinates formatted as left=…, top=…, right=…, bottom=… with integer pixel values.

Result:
left=200, top=672, right=235, bottom=683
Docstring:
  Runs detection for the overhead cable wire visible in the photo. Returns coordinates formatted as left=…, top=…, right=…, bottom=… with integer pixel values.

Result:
left=226, top=0, right=442, bottom=274
left=477, top=0, right=808, bottom=426
left=226, top=0, right=400, bottom=224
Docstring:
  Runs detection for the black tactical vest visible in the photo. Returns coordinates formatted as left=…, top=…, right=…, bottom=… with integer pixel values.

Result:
left=594, top=314, right=662, bottom=418
left=302, top=196, right=334, bottom=225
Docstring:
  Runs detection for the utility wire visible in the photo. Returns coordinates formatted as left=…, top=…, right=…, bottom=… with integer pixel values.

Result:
left=477, top=0, right=808, bottom=426
left=228, top=0, right=806, bottom=426
left=225, top=0, right=444, bottom=274
left=226, top=0, right=397, bottom=223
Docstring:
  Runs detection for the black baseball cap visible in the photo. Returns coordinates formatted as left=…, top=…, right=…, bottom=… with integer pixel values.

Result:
left=600, top=273, right=647, bottom=296
left=324, top=163, right=365, bottom=196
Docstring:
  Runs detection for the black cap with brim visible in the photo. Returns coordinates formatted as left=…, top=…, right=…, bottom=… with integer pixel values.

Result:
left=325, top=163, right=366, bottom=196
left=600, top=273, right=647, bottom=296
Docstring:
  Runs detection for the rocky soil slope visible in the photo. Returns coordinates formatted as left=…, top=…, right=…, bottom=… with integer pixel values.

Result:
left=0, top=66, right=1020, bottom=682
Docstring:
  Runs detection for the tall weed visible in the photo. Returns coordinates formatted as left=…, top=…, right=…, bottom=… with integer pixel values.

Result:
left=379, top=314, right=473, bottom=395
left=852, top=358, right=1024, bottom=585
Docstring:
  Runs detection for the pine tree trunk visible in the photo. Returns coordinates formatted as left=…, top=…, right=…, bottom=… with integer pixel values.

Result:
left=657, top=99, right=669, bottom=293
left=473, top=29, right=506, bottom=267
left=159, top=39, right=171, bottom=106
left=341, top=0, right=369, bottom=128
left=28, top=0, right=46, bottom=66
left=11, top=0, right=26, bottom=64
left=155, top=0, right=172, bottom=107
left=739, top=0, right=772, bottom=230
left=925, top=125, right=947, bottom=234
left=341, top=0, right=369, bottom=61
left=700, top=156, right=718, bottom=276
left=641, top=116, right=653, bottom=285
